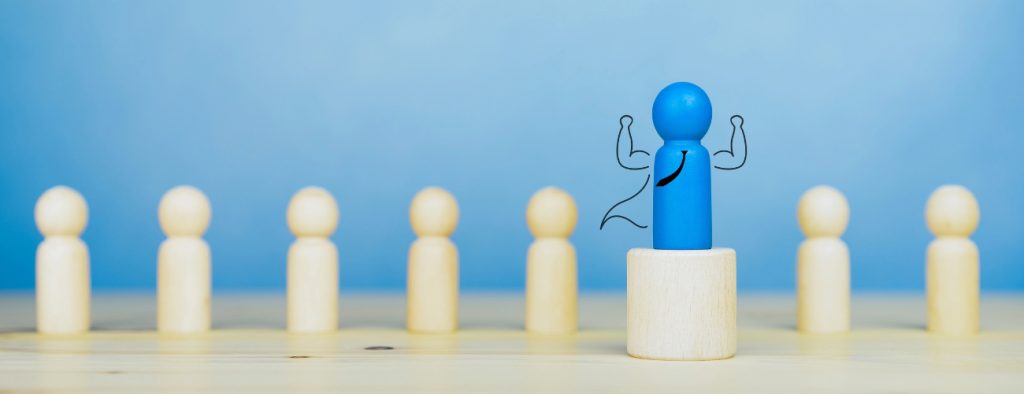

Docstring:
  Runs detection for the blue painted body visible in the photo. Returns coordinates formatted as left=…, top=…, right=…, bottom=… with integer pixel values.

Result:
left=653, top=142, right=711, bottom=249
left=652, top=82, right=713, bottom=250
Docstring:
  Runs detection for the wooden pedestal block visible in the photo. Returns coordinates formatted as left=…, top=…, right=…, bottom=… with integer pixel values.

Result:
left=627, top=247, right=736, bottom=361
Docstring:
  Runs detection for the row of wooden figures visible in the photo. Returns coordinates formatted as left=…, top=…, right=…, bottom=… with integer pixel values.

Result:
left=798, top=184, right=981, bottom=336
left=33, top=185, right=579, bottom=335
left=33, top=183, right=980, bottom=336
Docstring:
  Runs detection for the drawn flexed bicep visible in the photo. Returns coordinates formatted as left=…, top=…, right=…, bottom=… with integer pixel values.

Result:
left=616, top=115, right=651, bottom=170
left=602, top=115, right=653, bottom=230
left=713, top=115, right=748, bottom=171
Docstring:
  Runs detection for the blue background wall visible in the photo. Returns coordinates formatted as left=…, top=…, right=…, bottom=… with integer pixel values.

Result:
left=1, top=1, right=1021, bottom=291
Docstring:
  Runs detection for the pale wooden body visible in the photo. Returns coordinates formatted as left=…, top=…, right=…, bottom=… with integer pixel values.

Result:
left=35, top=237, right=90, bottom=334
left=924, top=185, right=980, bottom=336
left=407, top=237, right=459, bottom=333
left=157, top=238, right=211, bottom=333
left=525, top=238, right=577, bottom=334
left=627, top=247, right=736, bottom=360
left=797, top=237, right=850, bottom=333
left=287, top=238, right=339, bottom=333
left=927, top=237, right=979, bottom=335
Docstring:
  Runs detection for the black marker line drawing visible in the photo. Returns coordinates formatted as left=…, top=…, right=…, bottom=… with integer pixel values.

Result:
left=656, top=150, right=688, bottom=187
left=713, top=115, right=747, bottom=171
left=600, top=173, right=650, bottom=230
left=600, top=113, right=747, bottom=230
left=600, top=115, right=651, bottom=230
left=616, top=115, right=649, bottom=170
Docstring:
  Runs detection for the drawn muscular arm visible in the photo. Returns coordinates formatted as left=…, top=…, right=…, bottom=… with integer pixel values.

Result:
left=600, top=115, right=653, bottom=230
left=713, top=115, right=747, bottom=171
left=616, top=115, right=650, bottom=170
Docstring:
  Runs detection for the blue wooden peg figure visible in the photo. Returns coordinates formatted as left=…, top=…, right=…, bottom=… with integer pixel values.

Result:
left=652, top=82, right=713, bottom=250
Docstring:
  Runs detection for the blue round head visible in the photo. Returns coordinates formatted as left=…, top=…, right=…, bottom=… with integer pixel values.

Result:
left=652, top=82, right=712, bottom=141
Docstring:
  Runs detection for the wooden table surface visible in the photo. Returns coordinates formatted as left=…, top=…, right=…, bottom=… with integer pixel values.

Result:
left=1, top=293, right=1022, bottom=393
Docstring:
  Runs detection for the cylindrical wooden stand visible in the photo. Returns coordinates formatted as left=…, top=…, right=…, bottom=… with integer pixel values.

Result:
left=627, top=247, right=736, bottom=361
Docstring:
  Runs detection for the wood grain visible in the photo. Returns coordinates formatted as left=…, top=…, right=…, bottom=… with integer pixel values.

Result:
left=1, top=293, right=1022, bottom=393
left=627, top=247, right=736, bottom=360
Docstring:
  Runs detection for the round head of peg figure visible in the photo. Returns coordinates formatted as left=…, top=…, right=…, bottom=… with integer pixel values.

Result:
left=527, top=187, right=578, bottom=238
left=652, top=82, right=712, bottom=142
left=926, top=185, right=979, bottom=237
left=797, top=185, right=849, bottom=238
left=410, top=187, right=459, bottom=237
left=287, top=187, right=339, bottom=237
left=35, top=186, right=88, bottom=237
left=159, top=186, right=211, bottom=237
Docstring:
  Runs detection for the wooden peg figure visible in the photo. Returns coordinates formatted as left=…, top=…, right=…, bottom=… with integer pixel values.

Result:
left=926, top=185, right=980, bottom=335
left=407, top=187, right=459, bottom=333
left=286, top=187, right=340, bottom=333
left=35, top=186, right=91, bottom=334
left=525, top=187, right=578, bottom=334
left=157, top=186, right=212, bottom=334
left=796, top=185, right=850, bottom=333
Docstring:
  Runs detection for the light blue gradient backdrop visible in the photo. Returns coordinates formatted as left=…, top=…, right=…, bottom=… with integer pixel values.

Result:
left=1, top=1, right=1022, bottom=291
